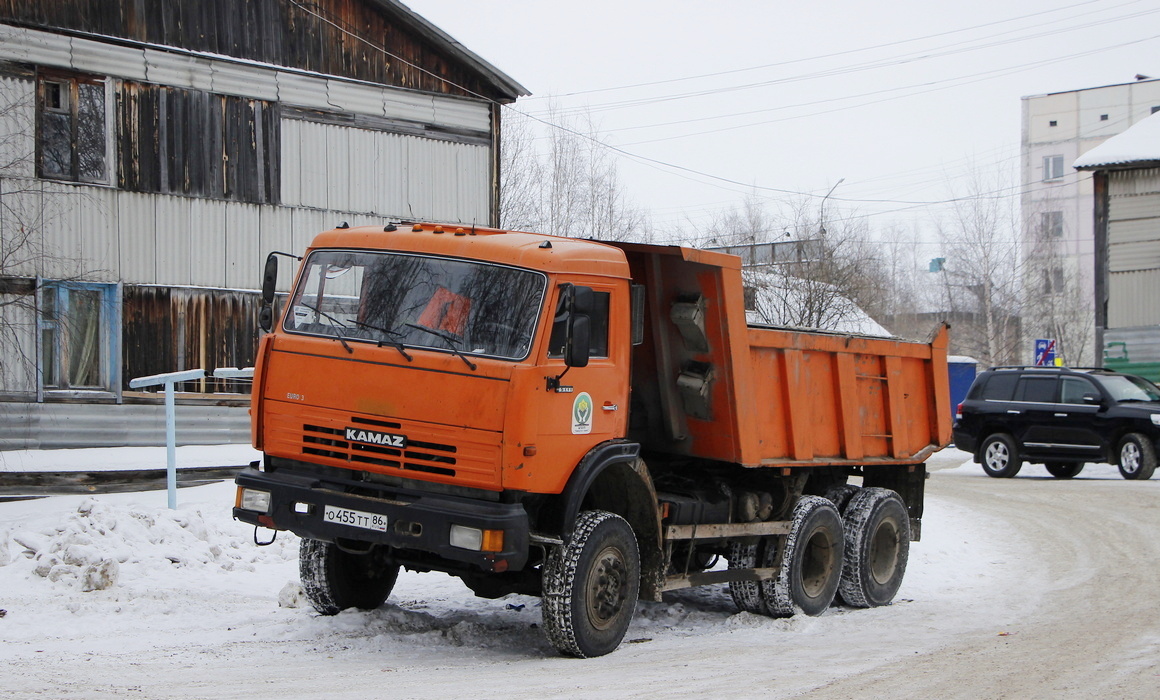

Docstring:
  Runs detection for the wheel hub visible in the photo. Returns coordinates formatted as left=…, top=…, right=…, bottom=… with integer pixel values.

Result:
left=1123, top=443, right=1140, bottom=473
left=586, top=546, right=628, bottom=630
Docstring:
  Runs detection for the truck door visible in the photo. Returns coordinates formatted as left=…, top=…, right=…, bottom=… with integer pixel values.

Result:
left=1051, top=376, right=1105, bottom=460
left=1011, top=375, right=1059, bottom=459
left=536, top=283, right=629, bottom=480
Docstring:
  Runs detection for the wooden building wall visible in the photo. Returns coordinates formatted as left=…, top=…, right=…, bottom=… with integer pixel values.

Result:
left=0, top=0, right=511, bottom=102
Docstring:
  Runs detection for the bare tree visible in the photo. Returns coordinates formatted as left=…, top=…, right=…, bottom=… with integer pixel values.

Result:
left=935, top=172, right=1023, bottom=366
left=1021, top=200, right=1094, bottom=366
left=499, top=105, right=648, bottom=242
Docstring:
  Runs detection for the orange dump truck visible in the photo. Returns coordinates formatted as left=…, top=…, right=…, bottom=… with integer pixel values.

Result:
left=234, top=223, right=951, bottom=657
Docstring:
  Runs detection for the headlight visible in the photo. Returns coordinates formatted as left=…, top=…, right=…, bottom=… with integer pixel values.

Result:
left=449, top=525, right=504, bottom=552
left=238, top=487, right=272, bottom=514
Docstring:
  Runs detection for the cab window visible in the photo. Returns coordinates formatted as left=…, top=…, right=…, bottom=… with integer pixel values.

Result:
left=1060, top=377, right=1096, bottom=404
left=548, top=290, right=610, bottom=359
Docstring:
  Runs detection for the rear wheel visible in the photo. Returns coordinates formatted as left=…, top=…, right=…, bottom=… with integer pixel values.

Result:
left=299, top=539, right=399, bottom=615
left=1118, top=434, right=1157, bottom=480
left=764, top=496, right=844, bottom=617
left=980, top=434, right=1022, bottom=478
left=1045, top=462, right=1084, bottom=479
left=542, top=510, right=640, bottom=658
left=838, top=488, right=910, bottom=608
left=727, top=541, right=766, bottom=614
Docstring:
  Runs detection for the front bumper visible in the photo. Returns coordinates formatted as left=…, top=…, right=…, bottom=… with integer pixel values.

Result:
left=233, top=466, right=530, bottom=572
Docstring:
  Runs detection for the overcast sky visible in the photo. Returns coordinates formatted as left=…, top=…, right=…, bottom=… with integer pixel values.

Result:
left=402, top=0, right=1160, bottom=241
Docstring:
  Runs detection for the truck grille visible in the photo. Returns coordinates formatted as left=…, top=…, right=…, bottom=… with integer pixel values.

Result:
left=263, top=404, right=503, bottom=490
left=302, top=423, right=457, bottom=477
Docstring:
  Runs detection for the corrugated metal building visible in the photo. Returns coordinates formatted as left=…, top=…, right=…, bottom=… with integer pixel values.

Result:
left=1074, top=112, right=1160, bottom=380
left=0, top=0, right=527, bottom=445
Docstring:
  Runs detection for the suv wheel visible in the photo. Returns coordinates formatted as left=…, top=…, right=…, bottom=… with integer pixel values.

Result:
left=1118, top=433, right=1157, bottom=480
left=980, top=434, right=1022, bottom=478
left=1045, top=462, right=1084, bottom=479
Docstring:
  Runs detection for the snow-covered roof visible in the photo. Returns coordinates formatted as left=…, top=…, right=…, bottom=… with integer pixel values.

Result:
left=1073, top=111, right=1160, bottom=170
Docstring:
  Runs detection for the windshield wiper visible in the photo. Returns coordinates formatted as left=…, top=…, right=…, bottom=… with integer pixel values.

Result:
left=301, top=304, right=412, bottom=361
left=405, top=322, right=477, bottom=371
left=302, top=303, right=353, bottom=354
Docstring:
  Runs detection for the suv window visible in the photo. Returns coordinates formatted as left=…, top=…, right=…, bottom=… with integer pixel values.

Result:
left=980, top=373, right=1018, bottom=400
left=1014, top=376, right=1057, bottom=403
left=1060, top=376, right=1096, bottom=404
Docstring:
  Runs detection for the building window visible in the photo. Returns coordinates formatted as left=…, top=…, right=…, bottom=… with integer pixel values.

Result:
left=1042, top=154, right=1065, bottom=182
left=1043, top=267, right=1065, bottom=295
left=37, top=71, right=109, bottom=184
left=1049, top=120, right=1057, bottom=127
left=1100, top=114, right=1109, bottom=121
left=1040, top=211, right=1064, bottom=238
left=38, top=281, right=119, bottom=394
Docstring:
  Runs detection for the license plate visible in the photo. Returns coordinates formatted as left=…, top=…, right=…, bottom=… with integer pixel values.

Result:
left=323, top=505, right=389, bottom=532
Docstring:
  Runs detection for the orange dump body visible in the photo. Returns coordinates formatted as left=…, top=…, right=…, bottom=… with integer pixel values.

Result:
left=613, top=241, right=952, bottom=468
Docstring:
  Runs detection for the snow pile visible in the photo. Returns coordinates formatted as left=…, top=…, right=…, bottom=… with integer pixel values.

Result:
left=4, top=493, right=297, bottom=593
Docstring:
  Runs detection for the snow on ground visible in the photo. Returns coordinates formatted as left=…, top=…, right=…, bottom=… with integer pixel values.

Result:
left=0, top=444, right=262, bottom=473
left=0, top=446, right=1051, bottom=698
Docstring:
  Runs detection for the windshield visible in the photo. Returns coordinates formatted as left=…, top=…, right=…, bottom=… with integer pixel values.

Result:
left=284, top=250, right=546, bottom=361
left=1093, top=373, right=1160, bottom=403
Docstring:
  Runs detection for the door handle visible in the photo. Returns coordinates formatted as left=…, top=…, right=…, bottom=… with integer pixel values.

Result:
left=1054, top=413, right=1068, bottom=417
left=1007, top=410, right=1021, bottom=414
left=602, top=402, right=618, bottom=412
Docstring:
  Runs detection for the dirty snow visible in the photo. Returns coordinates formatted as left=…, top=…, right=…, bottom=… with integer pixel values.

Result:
left=0, top=446, right=1051, bottom=698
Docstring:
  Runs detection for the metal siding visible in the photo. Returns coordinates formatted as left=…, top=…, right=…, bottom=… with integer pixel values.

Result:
left=275, top=71, right=330, bottom=111
left=1108, top=239, right=1160, bottom=272
left=0, top=298, right=36, bottom=395
left=327, top=78, right=385, bottom=116
left=77, top=187, right=118, bottom=283
left=0, top=402, right=252, bottom=450
left=0, top=24, right=72, bottom=67
left=70, top=39, right=147, bottom=81
left=154, top=196, right=192, bottom=286
left=0, top=178, right=42, bottom=278
left=297, top=121, right=330, bottom=209
left=225, top=203, right=262, bottom=290
left=38, top=181, right=84, bottom=279
left=1105, top=327, right=1160, bottom=363
left=324, top=124, right=351, bottom=213
left=378, top=131, right=409, bottom=217
left=1109, top=271, right=1160, bottom=327
left=116, top=191, right=157, bottom=283
left=291, top=208, right=330, bottom=258
left=0, top=75, right=34, bottom=178
left=347, top=126, right=380, bottom=214
left=278, top=117, right=302, bottom=206
left=187, top=198, right=227, bottom=287
left=383, top=91, right=438, bottom=124
left=1109, top=168, right=1160, bottom=196
left=1108, top=192, right=1160, bottom=223
left=258, top=207, right=294, bottom=289
left=211, top=61, right=278, bottom=101
left=431, top=96, right=491, bottom=132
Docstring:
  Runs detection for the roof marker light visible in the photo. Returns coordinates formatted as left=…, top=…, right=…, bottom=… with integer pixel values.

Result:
left=412, top=224, right=424, bottom=232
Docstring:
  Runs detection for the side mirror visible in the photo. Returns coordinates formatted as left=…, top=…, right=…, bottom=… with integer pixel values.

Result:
left=564, top=285, right=592, bottom=368
left=261, top=253, right=278, bottom=304
left=259, top=253, right=278, bottom=332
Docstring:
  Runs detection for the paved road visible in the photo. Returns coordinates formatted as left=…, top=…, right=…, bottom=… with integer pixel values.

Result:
left=805, top=456, right=1160, bottom=699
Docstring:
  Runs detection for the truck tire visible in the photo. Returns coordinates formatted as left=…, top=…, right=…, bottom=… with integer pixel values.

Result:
left=1045, top=462, right=1084, bottom=479
left=1118, top=433, right=1157, bottom=480
left=299, top=539, right=399, bottom=616
left=823, top=483, right=860, bottom=513
left=837, top=488, right=910, bottom=608
left=980, top=433, right=1022, bottom=478
left=763, top=496, right=843, bottom=618
left=542, top=510, right=640, bottom=658
left=728, top=541, right=770, bottom=614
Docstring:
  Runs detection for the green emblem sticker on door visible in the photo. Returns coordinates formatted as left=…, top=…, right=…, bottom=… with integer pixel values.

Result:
left=572, top=392, right=593, bottom=435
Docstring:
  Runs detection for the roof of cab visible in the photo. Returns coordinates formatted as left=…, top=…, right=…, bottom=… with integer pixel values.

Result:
left=306, top=223, right=631, bottom=279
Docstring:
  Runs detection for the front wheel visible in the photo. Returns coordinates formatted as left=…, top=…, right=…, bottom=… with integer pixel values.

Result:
left=299, top=539, right=399, bottom=615
left=980, top=434, right=1022, bottom=478
left=1118, top=434, right=1157, bottom=480
left=542, top=510, right=640, bottom=658
left=1045, top=462, right=1084, bottom=479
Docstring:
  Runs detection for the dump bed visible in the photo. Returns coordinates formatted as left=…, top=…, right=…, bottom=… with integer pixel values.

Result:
left=614, top=241, right=951, bottom=468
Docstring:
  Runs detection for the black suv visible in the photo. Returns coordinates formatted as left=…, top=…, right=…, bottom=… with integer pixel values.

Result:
left=953, top=366, right=1160, bottom=480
